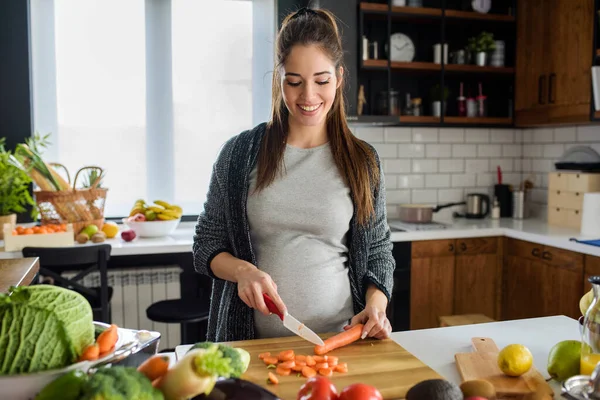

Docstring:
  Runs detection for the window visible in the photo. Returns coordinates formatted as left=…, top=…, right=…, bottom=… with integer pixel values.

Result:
left=30, top=0, right=274, bottom=218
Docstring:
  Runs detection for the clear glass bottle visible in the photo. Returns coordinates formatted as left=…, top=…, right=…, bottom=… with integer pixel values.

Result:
left=581, top=276, right=600, bottom=375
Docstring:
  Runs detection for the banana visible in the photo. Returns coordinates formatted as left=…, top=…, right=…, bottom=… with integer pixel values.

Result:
left=167, top=205, right=183, bottom=214
left=160, top=209, right=182, bottom=218
left=157, top=213, right=177, bottom=221
left=153, top=200, right=172, bottom=209
left=129, top=207, right=145, bottom=217
left=148, top=205, right=165, bottom=213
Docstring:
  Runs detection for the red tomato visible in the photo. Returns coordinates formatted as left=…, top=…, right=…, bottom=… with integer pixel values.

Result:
left=297, top=376, right=339, bottom=400
left=338, top=383, right=383, bottom=400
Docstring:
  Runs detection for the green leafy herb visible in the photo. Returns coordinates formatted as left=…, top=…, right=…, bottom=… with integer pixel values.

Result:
left=0, top=139, right=37, bottom=218
left=267, top=364, right=277, bottom=369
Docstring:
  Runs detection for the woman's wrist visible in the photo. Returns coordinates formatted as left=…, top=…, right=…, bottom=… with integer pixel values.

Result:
left=365, top=285, right=388, bottom=313
left=232, top=261, right=257, bottom=282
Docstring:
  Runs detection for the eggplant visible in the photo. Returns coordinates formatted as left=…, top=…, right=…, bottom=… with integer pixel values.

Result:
left=193, top=378, right=280, bottom=400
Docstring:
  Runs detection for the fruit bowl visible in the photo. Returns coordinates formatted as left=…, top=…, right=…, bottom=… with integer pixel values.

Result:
left=122, top=217, right=181, bottom=238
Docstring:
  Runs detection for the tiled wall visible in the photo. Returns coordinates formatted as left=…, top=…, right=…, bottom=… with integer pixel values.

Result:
left=350, top=126, right=523, bottom=220
left=523, top=126, right=600, bottom=218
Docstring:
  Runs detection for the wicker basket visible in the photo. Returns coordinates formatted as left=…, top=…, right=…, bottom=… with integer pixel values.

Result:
left=34, top=166, right=108, bottom=234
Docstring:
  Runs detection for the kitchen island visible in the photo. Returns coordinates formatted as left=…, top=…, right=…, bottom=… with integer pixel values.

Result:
left=0, top=257, right=39, bottom=292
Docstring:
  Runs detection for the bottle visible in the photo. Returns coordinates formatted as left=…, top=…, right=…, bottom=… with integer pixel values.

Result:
left=491, top=197, right=500, bottom=219
left=581, top=276, right=600, bottom=375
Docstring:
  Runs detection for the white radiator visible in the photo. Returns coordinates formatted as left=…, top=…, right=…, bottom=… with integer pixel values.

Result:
left=63, top=266, right=182, bottom=351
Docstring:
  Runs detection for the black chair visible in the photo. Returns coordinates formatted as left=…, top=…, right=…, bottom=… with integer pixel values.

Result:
left=22, top=244, right=112, bottom=323
left=146, top=299, right=209, bottom=345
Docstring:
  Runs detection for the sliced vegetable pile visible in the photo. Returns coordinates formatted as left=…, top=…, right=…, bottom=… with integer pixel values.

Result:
left=261, top=351, right=348, bottom=383
left=78, top=324, right=119, bottom=362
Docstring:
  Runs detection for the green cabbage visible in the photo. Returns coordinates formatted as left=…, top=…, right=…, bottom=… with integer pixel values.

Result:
left=0, top=285, right=95, bottom=374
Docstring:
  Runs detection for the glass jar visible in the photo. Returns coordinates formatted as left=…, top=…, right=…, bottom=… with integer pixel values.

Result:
left=411, top=98, right=422, bottom=116
left=581, top=276, right=600, bottom=375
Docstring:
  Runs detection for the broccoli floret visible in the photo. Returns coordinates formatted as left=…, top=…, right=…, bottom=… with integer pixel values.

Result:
left=189, top=342, right=250, bottom=378
left=79, top=366, right=164, bottom=400
left=190, top=341, right=217, bottom=352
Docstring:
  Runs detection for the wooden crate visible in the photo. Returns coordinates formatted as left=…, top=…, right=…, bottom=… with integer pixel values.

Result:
left=3, top=224, right=75, bottom=252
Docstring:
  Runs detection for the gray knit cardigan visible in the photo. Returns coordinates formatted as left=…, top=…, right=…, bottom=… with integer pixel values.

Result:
left=192, top=122, right=395, bottom=342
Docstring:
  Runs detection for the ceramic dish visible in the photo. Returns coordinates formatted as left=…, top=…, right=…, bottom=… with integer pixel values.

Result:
left=0, top=321, right=161, bottom=400
left=122, top=217, right=181, bottom=238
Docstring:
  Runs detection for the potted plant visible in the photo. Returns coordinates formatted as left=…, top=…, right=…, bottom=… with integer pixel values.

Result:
left=430, top=84, right=449, bottom=117
left=0, top=138, right=37, bottom=239
left=466, top=31, right=496, bottom=66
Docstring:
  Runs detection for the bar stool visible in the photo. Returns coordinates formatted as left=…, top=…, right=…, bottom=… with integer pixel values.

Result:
left=146, top=299, right=209, bottom=345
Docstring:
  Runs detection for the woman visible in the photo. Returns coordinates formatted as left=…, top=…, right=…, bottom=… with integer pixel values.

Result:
left=193, top=7, right=395, bottom=343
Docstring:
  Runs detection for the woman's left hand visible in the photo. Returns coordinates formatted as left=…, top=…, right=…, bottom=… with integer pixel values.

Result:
left=344, top=305, right=391, bottom=340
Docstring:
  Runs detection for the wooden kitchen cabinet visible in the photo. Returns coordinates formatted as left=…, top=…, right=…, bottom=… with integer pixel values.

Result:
left=515, top=0, right=594, bottom=127
left=503, top=239, right=583, bottom=320
left=410, top=237, right=501, bottom=330
left=584, top=255, right=600, bottom=293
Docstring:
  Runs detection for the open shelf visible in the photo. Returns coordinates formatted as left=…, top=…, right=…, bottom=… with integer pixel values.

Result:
left=359, top=2, right=388, bottom=13
left=391, top=6, right=442, bottom=18
left=445, top=9, right=515, bottom=22
left=444, top=117, right=513, bottom=125
left=391, top=61, right=441, bottom=71
left=373, top=62, right=515, bottom=74
left=362, top=59, right=388, bottom=69
left=386, top=5, right=514, bottom=22
left=399, top=116, right=441, bottom=123
left=445, top=64, right=515, bottom=74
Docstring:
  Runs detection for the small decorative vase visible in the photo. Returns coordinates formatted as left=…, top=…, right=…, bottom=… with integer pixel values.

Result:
left=431, top=101, right=446, bottom=117
left=475, top=52, right=487, bottom=66
left=0, top=213, right=17, bottom=240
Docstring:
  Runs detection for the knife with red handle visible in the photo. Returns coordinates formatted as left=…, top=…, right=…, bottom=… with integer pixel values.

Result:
left=263, top=293, right=324, bottom=346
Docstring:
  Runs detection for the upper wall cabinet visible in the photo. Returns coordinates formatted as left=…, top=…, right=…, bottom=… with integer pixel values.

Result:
left=515, top=0, right=595, bottom=127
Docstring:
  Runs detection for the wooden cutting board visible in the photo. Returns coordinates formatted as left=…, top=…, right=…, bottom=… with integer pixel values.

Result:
left=454, top=337, right=554, bottom=398
left=178, top=334, right=443, bottom=400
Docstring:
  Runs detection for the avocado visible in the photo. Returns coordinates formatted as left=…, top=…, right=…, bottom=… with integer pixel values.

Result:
left=460, top=379, right=496, bottom=399
left=406, top=379, right=463, bottom=400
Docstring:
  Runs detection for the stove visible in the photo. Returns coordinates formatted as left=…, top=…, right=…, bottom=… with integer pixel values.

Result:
left=388, top=220, right=448, bottom=232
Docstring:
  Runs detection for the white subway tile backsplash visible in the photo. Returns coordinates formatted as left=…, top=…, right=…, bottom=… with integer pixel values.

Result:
left=577, top=126, right=600, bottom=142
left=439, top=159, right=464, bottom=173
left=386, top=204, right=399, bottom=218
left=532, top=159, right=552, bottom=173
left=373, top=143, right=398, bottom=158
left=451, top=174, right=476, bottom=187
left=476, top=173, right=495, bottom=187
left=554, top=127, right=576, bottom=143
left=412, top=159, right=438, bottom=173
left=439, top=128, right=465, bottom=143
left=384, top=127, right=412, bottom=143
left=437, top=189, right=464, bottom=202
left=513, top=158, right=523, bottom=172
left=412, top=189, right=438, bottom=203
left=490, top=129, right=514, bottom=143
left=425, top=174, right=451, bottom=188
left=452, top=144, right=477, bottom=158
left=397, top=143, right=425, bottom=158
left=522, top=159, right=532, bottom=172
left=523, top=144, right=543, bottom=158
left=489, top=158, right=513, bottom=173
left=383, top=174, right=398, bottom=189
left=466, top=159, right=489, bottom=173
left=412, top=128, right=438, bottom=143
left=397, top=175, right=425, bottom=189
left=542, top=144, right=565, bottom=158
left=503, top=173, right=522, bottom=186
left=464, top=128, right=490, bottom=143
left=533, top=128, right=553, bottom=143
left=502, top=144, right=522, bottom=158
left=384, top=159, right=412, bottom=174
left=386, top=190, right=412, bottom=204
left=426, top=144, right=452, bottom=158
left=477, top=144, right=502, bottom=158
left=356, top=127, right=383, bottom=142
left=522, top=129, right=533, bottom=143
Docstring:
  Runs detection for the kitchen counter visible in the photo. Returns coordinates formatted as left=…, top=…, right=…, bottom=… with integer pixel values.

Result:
left=0, top=257, right=40, bottom=292
left=1, top=218, right=598, bottom=259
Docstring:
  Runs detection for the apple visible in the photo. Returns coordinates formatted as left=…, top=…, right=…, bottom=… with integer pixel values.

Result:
left=127, top=213, right=146, bottom=222
left=121, top=229, right=136, bottom=242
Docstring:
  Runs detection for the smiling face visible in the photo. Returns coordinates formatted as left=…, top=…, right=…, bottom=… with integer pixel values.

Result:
left=281, top=44, right=342, bottom=128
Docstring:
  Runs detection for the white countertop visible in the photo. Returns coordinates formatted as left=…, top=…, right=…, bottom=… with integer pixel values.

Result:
left=1, top=218, right=599, bottom=259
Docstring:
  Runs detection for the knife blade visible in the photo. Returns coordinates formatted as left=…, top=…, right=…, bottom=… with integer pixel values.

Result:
left=263, top=293, right=325, bottom=346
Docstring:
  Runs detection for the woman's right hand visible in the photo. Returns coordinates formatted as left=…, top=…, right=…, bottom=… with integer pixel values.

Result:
left=234, top=263, right=286, bottom=316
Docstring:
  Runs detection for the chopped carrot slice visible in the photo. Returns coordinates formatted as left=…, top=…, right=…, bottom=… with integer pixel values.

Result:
left=305, top=356, right=316, bottom=366
left=335, top=363, right=348, bottom=373
left=268, top=372, right=279, bottom=384
left=302, top=366, right=317, bottom=378
left=259, top=352, right=271, bottom=360
left=313, top=356, right=326, bottom=363
left=295, top=360, right=307, bottom=367
left=315, top=362, right=329, bottom=370
left=327, top=356, right=338, bottom=366
left=292, top=365, right=304, bottom=372
left=278, top=350, right=295, bottom=361
left=295, top=355, right=307, bottom=361
left=276, top=365, right=291, bottom=376
left=318, top=368, right=333, bottom=377
left=263, top=356, right=279, bottom=366
left=279, top=360, right=295, bottom=369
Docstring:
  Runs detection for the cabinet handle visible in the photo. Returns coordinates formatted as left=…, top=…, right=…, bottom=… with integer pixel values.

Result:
left=542, top=251, right=553, bottom=261
left=538, top=75, right=546, bottom=105
left=449, top=243, right=454, bottom=253
left=549, top=73, right=556, bottom=104
left=460, top=242, right=467, bottom=252
left=532, top=248, right=541, bottom=257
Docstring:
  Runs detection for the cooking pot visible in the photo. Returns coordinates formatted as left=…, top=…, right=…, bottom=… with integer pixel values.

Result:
left=398, top=202, right=465, bottom=223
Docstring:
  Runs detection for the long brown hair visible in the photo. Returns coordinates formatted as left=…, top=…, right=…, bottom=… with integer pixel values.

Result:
left=255, top=7, right=380, bottom=226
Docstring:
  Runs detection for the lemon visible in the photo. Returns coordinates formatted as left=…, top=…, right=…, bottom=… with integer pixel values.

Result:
left=101, top=221, right=119, bottom=239
left=498, top=344, right=533, bottom=377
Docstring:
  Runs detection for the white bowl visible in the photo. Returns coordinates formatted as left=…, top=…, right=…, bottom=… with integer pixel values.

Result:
left=122, top=217, right=181, bottom=238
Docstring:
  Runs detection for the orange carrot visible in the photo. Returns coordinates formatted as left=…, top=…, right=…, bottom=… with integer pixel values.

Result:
left=268, top=372, right=279, bottom=384
left=314, top=324, right=364, bottom=355
left=326, top=356, right=338, bottom=366
left=292, top=364, right=304, bottom=372
left=79, top=343, right=99, bottom=362
left=318, top=367, right=333, bottom=377
left=276, top=365, right=291, bottom=376
left=295, top=360, right=307, bottom=367
left=137, top=355, right=170, bottom=382
left=313, top=356, right=326, bottom=363
left=335, top=363, right=348, bottom=373
left=278, top=350, right=294, bottom=361
left=263, top=356, right=279, bottom=366
left=279, top=360, right=295, bottom=369
left=97, top=324, right=119, bottom=353
left=152, top=376, right=163, bottom=388
left=305, top=356, right=316, bottom=366
left=302, top=366, right=317, bottom=378
left=295, top=355, right=307, bottom=361
left=315, top=362, right=329, bottom=370
left=259, top=352, right=271, bottom=360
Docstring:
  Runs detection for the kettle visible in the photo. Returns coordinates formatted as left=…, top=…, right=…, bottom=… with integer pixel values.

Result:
left=466, top=193, right=490, bottom=219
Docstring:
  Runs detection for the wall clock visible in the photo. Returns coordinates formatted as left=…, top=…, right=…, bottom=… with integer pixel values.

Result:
left=390, top=33, right=415, bottom=62
left=472, top=0, right=491, bottom=14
